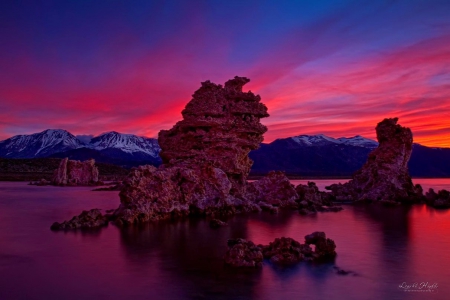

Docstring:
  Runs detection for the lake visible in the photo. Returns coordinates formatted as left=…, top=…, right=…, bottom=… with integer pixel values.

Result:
left=1, top=179, right=450, bottom=299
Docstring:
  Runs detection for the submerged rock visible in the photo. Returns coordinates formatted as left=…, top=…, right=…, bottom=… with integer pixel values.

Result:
left=224, top=238, right=263, bottom=267
left=50, top=209, right=109, bottom=230
left=53, top=158, right=100, bottom=186
left=326, top=118, right=423, bottom=203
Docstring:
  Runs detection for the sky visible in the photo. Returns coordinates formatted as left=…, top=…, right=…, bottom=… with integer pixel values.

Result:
left=1, top=0, right=450, bottom=146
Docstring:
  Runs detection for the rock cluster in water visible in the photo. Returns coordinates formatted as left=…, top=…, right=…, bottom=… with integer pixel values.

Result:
left=51, top=77, right=340, bottom=230
left=326, top=118, right=423, bottom=203
left=426, top=188, right=450, bottom=208
left=224, top=232, right=336, bottom=267
left=51, top=209, right=109, bottom=230
left=53, top=158, right=100, bottom=186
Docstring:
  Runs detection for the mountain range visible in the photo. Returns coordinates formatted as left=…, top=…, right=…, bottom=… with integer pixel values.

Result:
left=1, top=129, right=450, bottom=177
left=0, top=129, right=161, bottom=168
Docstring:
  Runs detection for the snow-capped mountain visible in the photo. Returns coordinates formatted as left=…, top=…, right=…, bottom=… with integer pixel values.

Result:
left=0, top=129, right=161, bottom=167
left=0, top=129, right=84, bottom=158
left=289, top=134, right=378, bottom=149
left=88, top=131, right=160, bottom=157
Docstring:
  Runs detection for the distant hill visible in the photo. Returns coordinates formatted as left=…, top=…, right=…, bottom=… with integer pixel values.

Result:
left=2, top=130, right=450, bottom=177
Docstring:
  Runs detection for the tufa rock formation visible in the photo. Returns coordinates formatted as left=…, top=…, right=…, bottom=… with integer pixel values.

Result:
left=425, top=188, right=450, bottom=208
left=326, top=118, right=423, bottom=203
left=53, top=158, right=100, bottom=186
left=50, top=209, right=109, bottom=230
left=296, top=182, right=342, bottom=214
left=224, top=232, right=336, bottom=267
left=114, top=77, right=269, bottom=225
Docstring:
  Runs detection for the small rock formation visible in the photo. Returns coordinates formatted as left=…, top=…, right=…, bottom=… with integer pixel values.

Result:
left=225, top=232, right=336, bottom=267
left=224, top=238, right=264, bottom=267
left=296, top=182, right=342, bottom=214
left=53, top=158, right=100, bottom=186
left=209, top=219, right=228, bottom=228
left=426, top=188, right=450, bottom=208
left=261, top=237, right=312, bottom=264
left=245, top=171, right=299, bottom=209
left=115, top=77, right=269, bottom=225
left=50, top=209, right=109, bottom=230
left=304, top=231, right=337, bottom=259
left=326, top=118, right=422, bottom=203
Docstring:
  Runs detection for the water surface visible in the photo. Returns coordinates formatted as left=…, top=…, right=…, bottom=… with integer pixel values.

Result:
left=1, top=180, right=450, bottom=299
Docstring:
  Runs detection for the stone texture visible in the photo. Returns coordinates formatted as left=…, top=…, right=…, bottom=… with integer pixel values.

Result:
left=261, top=237, right=312, bottom=264
left=245, top=171, right=298, bottom=208
left=50, top=209, right=109, bottom=230
left=158, top=76, right=269, bottom=197
left=53, top=158, right=100, bottom=186
left=326, top=118, right=422, bottom=203
left=224, top=238, right=264, bottom=267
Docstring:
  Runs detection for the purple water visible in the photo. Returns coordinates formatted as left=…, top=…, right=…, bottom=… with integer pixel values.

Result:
left=1, top=180, right=450, bottom=299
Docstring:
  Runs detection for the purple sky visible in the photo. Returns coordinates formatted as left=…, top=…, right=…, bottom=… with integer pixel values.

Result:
left=1, top=0, right=450, bottom=146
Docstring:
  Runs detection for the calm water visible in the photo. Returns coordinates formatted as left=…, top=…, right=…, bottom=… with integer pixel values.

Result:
left=1, top=180, right=450, bottom=300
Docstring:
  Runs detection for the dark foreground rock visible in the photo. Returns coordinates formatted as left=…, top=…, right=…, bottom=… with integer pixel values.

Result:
left=296, top=182, right=342, bottom=214
left=53, top=158, right=101, bottom=186
left=326, top=118, right=423, bottom=203
left=50, top=209, right=109, bottom=230
left=224, top=238, right=264, bottom=267
left=426, top=188, right=450, bottom=208
left=225, top=232, right=336, bottom=267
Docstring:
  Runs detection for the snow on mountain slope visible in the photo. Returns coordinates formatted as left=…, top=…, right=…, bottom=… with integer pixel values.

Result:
left=290, top=134, right=378, bottom=148
left=87, top=131, right=160, bottom=157
left=336, top=135, right=378, bottom=148
left=0, top=129, right=83, bottom=158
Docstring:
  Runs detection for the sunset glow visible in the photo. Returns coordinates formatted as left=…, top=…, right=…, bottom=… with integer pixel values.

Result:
left=1, top=1, right=450, bottom=146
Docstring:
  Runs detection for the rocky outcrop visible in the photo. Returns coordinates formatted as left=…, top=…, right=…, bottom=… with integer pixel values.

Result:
left=52, top=158, right=100, bottom=186
left=296, top=182, right=342, bottom=214
left=426, top=188, right=450, bottom=208
left=245, top=171, right=298, bottom=209
left=158, top=76, right=269, bottom=197
left=326, top=118, right=422, bottom=203
left=50, top=209, right=109, bottom=230
left=224, top=238, right=264, bottom=267
left=225, top=232, right=336, bottom=267
left=114, top=77, right=269, bottom=225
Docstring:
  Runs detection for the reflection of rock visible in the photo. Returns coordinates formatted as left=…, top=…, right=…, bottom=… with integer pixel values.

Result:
left=296, top=182, right=342, bottom=214
left=50, top=209, right=109, bottom=230
left=225, top=232, right=336, bottom=267
left=114, top=77, right=269, bottom=225
left=53, top=158, right=100, bottom=186
left=209, top=219, right=228, bottom=228
left=426, top=188, right=450, bottom=208
left=224, top=238, right=264, bottom=267
left=326, top=118, right=423, bottom=203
